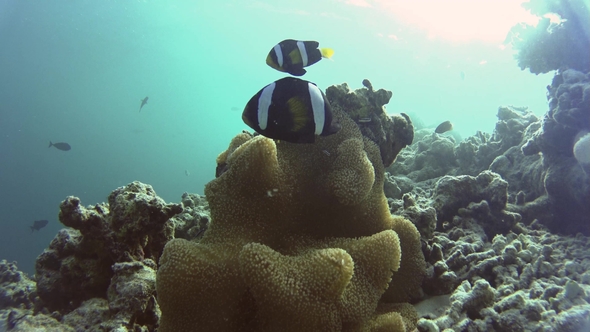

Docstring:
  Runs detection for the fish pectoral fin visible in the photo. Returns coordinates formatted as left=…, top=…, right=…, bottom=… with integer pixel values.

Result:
left=286, top=97, right=309, bottom=132
left=288, top=48, right=302, bottom=65
left=288, top=67, right=307, bottom=76
left=320, top=48, right=334, bottom=59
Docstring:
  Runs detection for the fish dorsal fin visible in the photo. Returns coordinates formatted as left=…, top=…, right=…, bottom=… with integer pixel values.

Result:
left=320, top=48, right=334, bottom=59
left=286, top=97, right=308, bottom=132
left=288, top=48, right=302, bottom=65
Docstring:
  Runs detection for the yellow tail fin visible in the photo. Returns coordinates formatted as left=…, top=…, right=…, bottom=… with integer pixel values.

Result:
left=320, top=48, right=334, bottom=59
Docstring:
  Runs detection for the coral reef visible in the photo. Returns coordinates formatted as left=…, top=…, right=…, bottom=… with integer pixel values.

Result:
left=389, top=81, right=590, bottom=235
left=36, top=182, right=182, bottom=313
left=418, top=226, right=590, bottom=331
left=325, top=80, right=414, bottom=167
left=171, top=192, right=210, bottom=240
left=507, top=0, right=590, bottom=74
left=521, top=69, right=590, bottom=234
left=389, top=139, right=590, bottom=329
left=3, top=182, right=183, bottom=331
left=0, top=260, right=42, bottom=331
left=432, top=171, right=521, bottom=239
left=1, top=75, right=588, bottom=332
left=157, top=102, right=425, bottom=331
left=380, top=69, right=590, bottom=330
left=0, top=260, right=38, bottom=312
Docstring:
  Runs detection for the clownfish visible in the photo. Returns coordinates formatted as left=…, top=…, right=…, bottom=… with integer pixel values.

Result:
left=266, top=39, right=334, bottom=76
left=242, top=77, right=341, bottom=143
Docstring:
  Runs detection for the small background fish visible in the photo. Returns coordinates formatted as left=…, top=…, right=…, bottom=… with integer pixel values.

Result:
left=49, top=141, right=71, bottom=151
left=30, top=219, right=48, bottom=232
left=435, top=120, right=453, bottom=134
left=139, top=96, right=149, bottom=112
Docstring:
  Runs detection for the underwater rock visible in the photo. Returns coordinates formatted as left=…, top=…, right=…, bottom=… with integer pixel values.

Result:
left=396, top=193, right=437, bottom=240
left=4, top=310, right=73, bottom=332
left=0, top=260, right=38, bottom=311
left=431, top=171, right=519, bottom=238
left=419, top=225, right=590, bottom=331
left=0, top=260, right=44, bottom=331
left=35, top=182, right=181, bottom=313
left=389, top=132, right=457, bottom=182
left=61, top=298, right=110, bottom=331
left=11, top=182, right=181, bottom=331
left=170, top=192, right=210, bottom=240
left=388, top=105, right=542, bottom=205
left=520, top=69, right=590, bottom=234
left=383, top=173, right=414, bottom=200
left=326, top=80, right=414, bottom=167
left=105, top=260, right=160, bottom=330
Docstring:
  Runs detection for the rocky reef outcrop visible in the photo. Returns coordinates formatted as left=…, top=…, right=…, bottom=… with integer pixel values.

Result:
left=1, top=182, right=186, bottom=331
left=381, top=66, right=590, bottom=330
left=520, top=69, right=590, bottom=234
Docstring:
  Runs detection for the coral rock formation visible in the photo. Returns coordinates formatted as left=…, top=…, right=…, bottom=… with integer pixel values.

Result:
left=521, top=69, right=590, bottom=234
left=36, top=182, right=181, bottom=313
left=507, top=0, right=590, bottom=74
left=326, top=81, right=414, bottom=167
left=27, top=182, right=181, bottom=330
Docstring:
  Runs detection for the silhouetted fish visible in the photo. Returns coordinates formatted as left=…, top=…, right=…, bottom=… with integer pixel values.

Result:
left=30, top=219, right=48, bottom=232
left=435, top=121, right=453, bottom=134
left=140, top=96, right=149, bottom=112
left=49, top=141, right=71, bottom=151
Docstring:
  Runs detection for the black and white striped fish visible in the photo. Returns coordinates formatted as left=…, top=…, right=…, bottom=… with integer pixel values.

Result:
left=242, top=77, right=341, bottom=143
left=266, top=39, right=334, bottom=76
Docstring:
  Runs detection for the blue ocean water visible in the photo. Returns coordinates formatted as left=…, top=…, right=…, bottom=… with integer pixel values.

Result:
left=0, top=1, right=550, bottom=275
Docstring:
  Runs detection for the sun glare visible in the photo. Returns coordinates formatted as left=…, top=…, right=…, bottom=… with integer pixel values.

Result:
left=372, top=0, right=539, bottom=43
